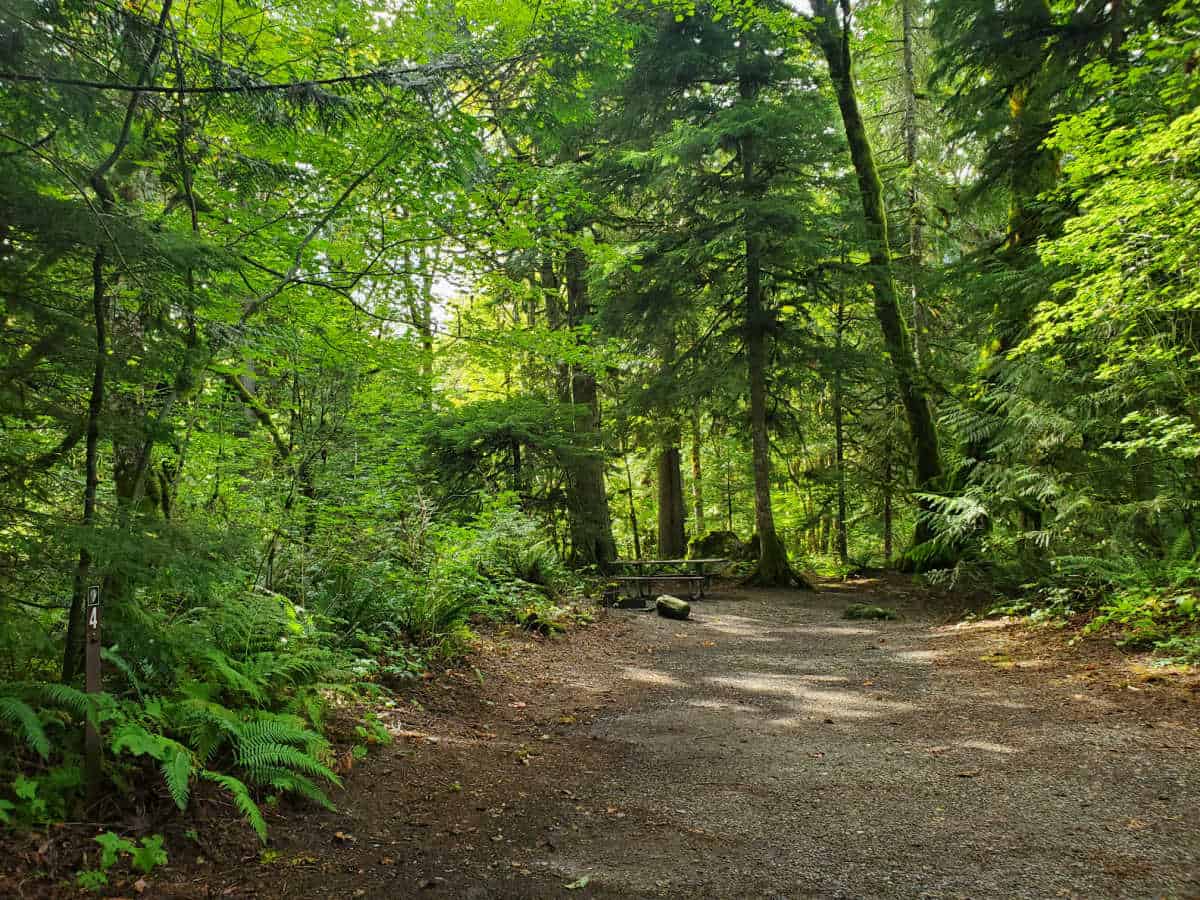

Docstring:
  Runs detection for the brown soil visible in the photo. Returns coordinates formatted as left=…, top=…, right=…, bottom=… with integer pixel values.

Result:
left=9, top=577, right=1200, bottom=898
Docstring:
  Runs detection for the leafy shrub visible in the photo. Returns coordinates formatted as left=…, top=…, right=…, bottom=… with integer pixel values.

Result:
left=76, top=832, right=168, bottom=891
left=0, top=682, right=92, bottom=762
left=315, top=494, right=579, bottom=658
left=1084, top=588, right=1199, bottom=657
left=392, top=574, right=478, bottom=652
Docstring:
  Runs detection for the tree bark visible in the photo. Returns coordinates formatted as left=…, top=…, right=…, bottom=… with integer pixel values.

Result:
left=812, top=0, right=943, bottom=551
left=657, top=441, right=686, bottom=559
left=564, top=247, right=617, bottom=570
left=620, top=435, right=642, bottom=560
left=739, top=57, right=810, bottom=589
left=690, top=404, right=706, bottom=540
left=68, top=0, right=175, bottom=663
left=833, top=299, right=849, bottom=565
left=407, top=244, right=440, bottom=409
left=901, top=0, right=932, bottom=373
left=540, top=257, right=572, bottom=405
left=882, top=433, right=895, bottom=563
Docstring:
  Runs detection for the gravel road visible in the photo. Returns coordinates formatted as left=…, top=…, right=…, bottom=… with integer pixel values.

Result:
left=155, top=578, right=1200, bottom=899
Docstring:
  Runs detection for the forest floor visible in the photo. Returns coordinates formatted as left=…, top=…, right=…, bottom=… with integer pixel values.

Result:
left=15, top=576, right=1200, bottom=898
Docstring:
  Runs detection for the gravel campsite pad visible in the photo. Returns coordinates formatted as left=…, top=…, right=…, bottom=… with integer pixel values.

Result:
left=84, top=579, right=1200, bottom=897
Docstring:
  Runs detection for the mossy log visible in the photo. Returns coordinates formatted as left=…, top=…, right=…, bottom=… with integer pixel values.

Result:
left=843, top=603, right=898, bottom=621
left=656, top=594, right=691, bottom=620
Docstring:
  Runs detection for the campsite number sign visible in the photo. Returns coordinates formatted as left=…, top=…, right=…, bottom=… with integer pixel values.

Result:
left=85, top=585, right=102, bottom=796
left=86, top=585, right=100, bottom=636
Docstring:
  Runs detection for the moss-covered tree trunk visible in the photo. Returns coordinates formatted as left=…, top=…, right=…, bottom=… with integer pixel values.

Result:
left=833, top=297, right=849, bottom=566
left=812, top=0, right=943, bottom=550
left=564, top=246, right=617, bottom=571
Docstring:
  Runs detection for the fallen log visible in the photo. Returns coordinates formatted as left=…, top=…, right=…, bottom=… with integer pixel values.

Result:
left=656, top=594, right=691, bottom=620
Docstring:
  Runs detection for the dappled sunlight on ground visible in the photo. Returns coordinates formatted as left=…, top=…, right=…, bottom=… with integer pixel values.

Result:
left=774, top=623, right=881, bottom=638
left=956, top=739, right=1021, bottom=754
left=685, top=698, right=761, bottom=714
left=892, top=648, right=943, bottom=663
left=620, top=666, right=685, bottom=688
left=693, top=614, right=783, bottom=641
left=705, top=673, right=917, bottom=721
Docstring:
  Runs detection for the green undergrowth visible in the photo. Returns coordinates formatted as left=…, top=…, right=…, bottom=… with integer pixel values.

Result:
left=843, top=603, right=899, bottom=621
left=981, top=554, right=1200, bottom=667
left=0, top=497, right=590, bottom=849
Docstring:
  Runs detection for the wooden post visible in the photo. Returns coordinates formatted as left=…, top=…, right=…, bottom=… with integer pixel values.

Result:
left=84, top=585, right=102, bottom=800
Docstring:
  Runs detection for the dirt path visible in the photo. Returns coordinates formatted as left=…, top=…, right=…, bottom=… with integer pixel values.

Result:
left=166, top=579, right=1200, bottom=899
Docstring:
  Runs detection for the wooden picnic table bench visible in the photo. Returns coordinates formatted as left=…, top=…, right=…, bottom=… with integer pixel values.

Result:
left=611, top=558, right=731, bottom=587
left=608, top=558, right=731, bottom=604
left=610, top=574, right=706, bottom=602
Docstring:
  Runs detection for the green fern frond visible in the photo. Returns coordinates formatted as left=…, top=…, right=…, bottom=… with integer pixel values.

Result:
left=259, top=767, right=336, bottom=811
left=166, top=697, right=242, bottom=763
left=236, top=741, right=340, bottom=786
left=1, top=682, right=92, bottom=720
left=200, top=770, right=267, bottom=843
left=198, top=649, right=266, bottom=704
left=283, top=688, right=327, bottom=729
left=163, top=746, right=195, bottom=810
left=238, top=714, right=327, bottom=755
left=246, top=650, right=331, bottom=688
left=31, top=683, right=92, bottom=717
left=101, top=647, right=147, bottom=701
left=0, top=697, right=50, bottom=759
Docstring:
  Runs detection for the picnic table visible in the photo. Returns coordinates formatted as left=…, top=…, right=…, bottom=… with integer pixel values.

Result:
left=612, top=558, right=731, bottom=579
left=609, top=558, right=731, bottom=603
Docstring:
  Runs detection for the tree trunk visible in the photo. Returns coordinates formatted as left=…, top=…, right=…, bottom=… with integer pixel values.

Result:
left=882, top=434, right=895, bottom=563
left=63, top=250, right=108, bottom=683
left=540, top=257, right=572, bottom=404
left=564, top=247, right=617, bottom=570
left=657, top=442, right=686, bottom=559
left=725, top=466, right=734, bottom=533
left=739, top=60, right=810, bottom=588
left=901, top=0, right=932, bottom=373
left=410, top=244, right=440, bottom=409
left=621, top=437, right=642, bottom=560
left=690, top=405, right=705, bottom=540
left=833, top=322, right=849, bottom=565
left=812, top=0, right=943, bottom=552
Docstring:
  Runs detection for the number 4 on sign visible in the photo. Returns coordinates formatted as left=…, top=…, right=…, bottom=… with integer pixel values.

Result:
left=86, top=585, right=101, bottom=637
